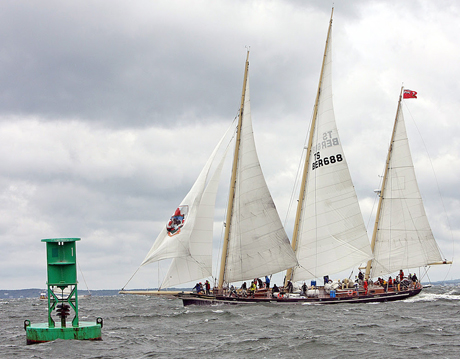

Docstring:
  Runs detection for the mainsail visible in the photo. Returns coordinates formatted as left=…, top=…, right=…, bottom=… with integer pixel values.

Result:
left=289, top=10, right=373, bottom=283
left=369, top=89, right=443, bottom=278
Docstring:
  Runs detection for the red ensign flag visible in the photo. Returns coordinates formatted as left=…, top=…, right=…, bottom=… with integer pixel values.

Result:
left=403, top=89, right=417, bottom=99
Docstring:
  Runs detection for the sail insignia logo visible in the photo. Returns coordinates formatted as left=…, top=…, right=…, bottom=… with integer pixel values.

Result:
left=166, top=205, right=188, bottom=237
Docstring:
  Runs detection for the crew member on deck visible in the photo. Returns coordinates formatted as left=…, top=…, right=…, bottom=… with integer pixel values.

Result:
left=193, top=283, right=203, bottom=294
left=286, top=280, right=294, bottom=293
left=249, top=281, right=256, bottom=296
left=395, top=276, right=400, bottom=291
left=257, top=278, right=263, bottom=289
left=240, top=282, right=247, bottom=296
left=301, top=282, right=307, bottom=296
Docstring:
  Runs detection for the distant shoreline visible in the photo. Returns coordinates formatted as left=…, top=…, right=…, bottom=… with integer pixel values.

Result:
left=0, top=288, right=193, bottom=299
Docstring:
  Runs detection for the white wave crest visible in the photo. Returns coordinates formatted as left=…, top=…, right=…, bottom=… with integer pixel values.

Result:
left=404, top=292, right=460, bottom=303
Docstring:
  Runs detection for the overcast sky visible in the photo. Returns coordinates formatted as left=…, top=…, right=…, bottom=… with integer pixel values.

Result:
left=1, top=0, right=459, bottom=290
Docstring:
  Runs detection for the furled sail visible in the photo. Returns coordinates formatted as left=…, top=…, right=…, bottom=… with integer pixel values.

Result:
left=291, top=21, right=373, bottom=282
left=223, top=77, right=298, bottom=283
left=141, top=128, right=230, bottom=288
left=370, top=100, right=443, bottom=278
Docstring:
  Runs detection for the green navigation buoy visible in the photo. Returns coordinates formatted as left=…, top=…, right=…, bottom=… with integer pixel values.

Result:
left=24, top=238, right=103, bottom=344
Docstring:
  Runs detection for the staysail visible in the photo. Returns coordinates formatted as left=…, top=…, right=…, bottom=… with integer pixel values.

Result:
left=140, top=127, right=230, bottom=288
left=219, top=52, right=297, bottom=286
left=289, top=10, right=373, bottom=283
left=369, top=89, right=443, bottom=278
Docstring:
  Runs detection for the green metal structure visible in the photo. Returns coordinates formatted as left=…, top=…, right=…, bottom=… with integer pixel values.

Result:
left=24, top=238, right=103, bottom=344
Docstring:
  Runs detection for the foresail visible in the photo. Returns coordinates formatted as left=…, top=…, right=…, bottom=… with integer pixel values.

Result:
left=292, top=29, right=372, bottom=283
left=224, top=77, right=298, bottom=283
left=141, top=126, right=230, bottom=284
left=161, top=257, right=210, bottom=289
left=370, top=105, right=442, bottom=278
left=160, top=146, right=228, bottom=288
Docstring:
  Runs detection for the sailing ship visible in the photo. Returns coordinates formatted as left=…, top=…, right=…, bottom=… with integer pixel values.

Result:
left=121, top=10, right=450, bottom=305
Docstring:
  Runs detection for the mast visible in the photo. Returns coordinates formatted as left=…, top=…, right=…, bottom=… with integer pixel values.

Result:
left=285, top=8, right=334, bottom=286
left=364, top=86, right=404, bottom=280
left=218, top=50, right=250, bottom=290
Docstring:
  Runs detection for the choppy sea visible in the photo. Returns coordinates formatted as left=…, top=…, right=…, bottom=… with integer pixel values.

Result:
left=1, top=285, right=460, bottom=358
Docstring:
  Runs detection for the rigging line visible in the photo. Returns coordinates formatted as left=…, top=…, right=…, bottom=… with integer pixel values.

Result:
left=403, top=100, right=454, bottom=261
left=330, top=234, right=374, bottom=259
left=76, top=259, right=91, bottom=295
left=188, top=256, right=213, bottom=281
left=442, top=261, right=453, bottom=282
left=283, top=104, right=316, bottom=227
left=294, top=263, right=316, bottom=279
left=121, top=265, right=142, bottom=290
left=424, top=267, right=432, bottom=283
left=371, top=257, right=392, bottom=277
left=367, top=173, right=384, bottom=232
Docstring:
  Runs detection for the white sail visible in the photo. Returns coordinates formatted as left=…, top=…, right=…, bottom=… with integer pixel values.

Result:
left=223, top=77, right=298, bottom=283
left=370, top=101, right=443, bottom=277
left=161, top=146, right=228, bottom=288
left=292, top=27, right=373, bottom=282
left=140, top=127, right=230, bottom=287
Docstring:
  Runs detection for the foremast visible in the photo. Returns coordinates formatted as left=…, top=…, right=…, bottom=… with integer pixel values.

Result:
left=218, top=50, right=250, bottom=290
left=364, top=86, right=404, bottom=280
left=285, top=8, right=334, bottom=286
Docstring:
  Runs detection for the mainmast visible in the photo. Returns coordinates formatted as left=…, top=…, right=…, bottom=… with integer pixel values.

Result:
left=285, top=8, right=334, bottom=285
left=364, top=86, right=404, bottom=280
left=218, top=50, right=250, bottom=290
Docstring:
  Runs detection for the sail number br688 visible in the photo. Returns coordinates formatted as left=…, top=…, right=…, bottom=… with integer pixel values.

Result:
left=312, top=152, right=343, bottom=170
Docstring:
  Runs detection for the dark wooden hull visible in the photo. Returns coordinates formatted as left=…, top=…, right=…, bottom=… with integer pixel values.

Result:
left=178, top=288, right=422, bottom=306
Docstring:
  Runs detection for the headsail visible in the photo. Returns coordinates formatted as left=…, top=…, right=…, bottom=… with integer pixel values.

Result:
left=140, top=127, right=230, bottom=288
left=369, top=90, right=443, bottom=278
left=160, top=145, right=228, bottom=288
left=290, top=11, right=373, bottom=283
